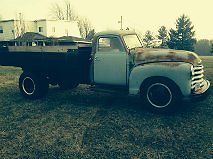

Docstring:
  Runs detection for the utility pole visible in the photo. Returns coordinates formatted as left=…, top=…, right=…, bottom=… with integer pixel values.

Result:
left=118, top=16, right=123, bottom=30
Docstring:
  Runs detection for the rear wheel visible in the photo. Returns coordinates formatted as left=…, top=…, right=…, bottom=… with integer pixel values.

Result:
left=141, top=78, right=181, bottom=113
left=19, top=72, right=49, bottom=99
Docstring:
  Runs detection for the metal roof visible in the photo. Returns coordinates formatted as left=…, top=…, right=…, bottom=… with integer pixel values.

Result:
left=11, top=32, right=91, bottom=44
left=94, top=30, right=136, bottom=37
left=12, top=32, right=47, bottom=42
left=56, top=36, right=91, bottom=43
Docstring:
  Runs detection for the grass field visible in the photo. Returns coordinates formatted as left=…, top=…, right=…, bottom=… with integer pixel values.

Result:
left=0, top=57, right=212, bottom=159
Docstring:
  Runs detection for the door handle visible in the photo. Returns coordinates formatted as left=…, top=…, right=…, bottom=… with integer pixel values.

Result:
left=94, top=57, right=101, bottom=61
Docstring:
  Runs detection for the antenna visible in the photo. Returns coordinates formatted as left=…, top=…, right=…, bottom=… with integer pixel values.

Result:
left=118, top=16, right=123, bottom=30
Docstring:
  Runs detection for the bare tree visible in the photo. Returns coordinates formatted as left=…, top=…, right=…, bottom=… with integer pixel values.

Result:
left=49, top=0, right=94, bottom=39
left=64, top=0, right=77, bottom=21
left=50, top=3, right=65, bottom=20
left=50, top=0, right=77, bottom=21
left=86, top=29, right=95, bottom=40
left=77, top=17, right=93, bottom=39
left=14, top=13, right=26, bottom=38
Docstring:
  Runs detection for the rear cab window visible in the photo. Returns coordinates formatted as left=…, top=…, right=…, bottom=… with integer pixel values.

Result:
left=97, top=36, right=125, bottom=53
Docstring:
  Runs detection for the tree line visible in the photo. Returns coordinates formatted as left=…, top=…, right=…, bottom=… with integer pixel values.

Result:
left=1, top=5, right=213, bottom=55
left=142, top=14, right=213, bottom=56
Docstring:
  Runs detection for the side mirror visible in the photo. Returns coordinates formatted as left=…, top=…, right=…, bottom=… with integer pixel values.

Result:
left=128, top=49, right=131, bottom=55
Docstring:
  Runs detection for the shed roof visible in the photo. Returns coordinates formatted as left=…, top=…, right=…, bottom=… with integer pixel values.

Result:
left=12, top=32, right=47, bottom=42
left=12, top=32, right=91, bottom=44
left=55, top=36, right=91, bottom=43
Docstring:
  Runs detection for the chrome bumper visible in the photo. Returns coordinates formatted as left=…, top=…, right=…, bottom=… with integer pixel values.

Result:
left=190, top=79, right=211, bottom=101
left=183, top=79, right=210, bottom=102
left=192, top=79, right=210, bottom=95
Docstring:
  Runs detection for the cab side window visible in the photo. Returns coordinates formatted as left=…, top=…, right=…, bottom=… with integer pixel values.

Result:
left=98, top=37, right=124, bottom=52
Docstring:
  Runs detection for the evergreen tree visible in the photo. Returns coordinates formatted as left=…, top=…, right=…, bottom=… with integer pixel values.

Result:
left=194, top=39, right=211, bottom=56
left=168, top=14, right=196, bottom=51
left=211, top=42, right=213, bottom=54
left=143, top=30, right=154, bottom=48
left=157, top=26, right=168, bottom=48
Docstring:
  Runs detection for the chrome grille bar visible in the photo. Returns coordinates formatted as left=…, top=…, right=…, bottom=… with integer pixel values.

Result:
left=191, top=64, right=205, bottom=90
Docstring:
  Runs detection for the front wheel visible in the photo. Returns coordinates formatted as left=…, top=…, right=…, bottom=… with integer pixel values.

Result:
left=19, top=72, right=49, bottom=99
left=141, top=78, right=181, bottom=113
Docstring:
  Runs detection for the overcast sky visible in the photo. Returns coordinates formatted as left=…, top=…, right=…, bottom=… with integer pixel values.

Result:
left=0, top=0, right=213, bottom=39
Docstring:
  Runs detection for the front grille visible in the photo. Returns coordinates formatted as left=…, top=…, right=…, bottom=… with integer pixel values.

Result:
left=191, top=64, right=205, bottom=91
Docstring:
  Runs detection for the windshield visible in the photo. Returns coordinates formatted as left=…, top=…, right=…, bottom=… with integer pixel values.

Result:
left=123, top=34, right=142, bottom=49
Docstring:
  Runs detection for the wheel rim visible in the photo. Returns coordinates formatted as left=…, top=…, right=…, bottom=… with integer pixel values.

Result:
left=22, top=77, right=35, bottom=95
left=147, top=83, right=172, bottom=108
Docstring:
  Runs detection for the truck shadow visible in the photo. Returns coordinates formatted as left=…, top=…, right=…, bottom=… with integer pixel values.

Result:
left=45, top=85, right=202, bottom=115
left=47, top=85, right=143, bottom=110
left=4, top=84, right=209, bottom=116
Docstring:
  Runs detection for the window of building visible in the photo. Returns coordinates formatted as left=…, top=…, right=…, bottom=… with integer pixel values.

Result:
left=38, top=27, right=43, bottom=32
left=0, top=26, right=3, bottom=33
left=65, top=29, right=68, bottom=36
left=52, top=27, right=55, bottom=32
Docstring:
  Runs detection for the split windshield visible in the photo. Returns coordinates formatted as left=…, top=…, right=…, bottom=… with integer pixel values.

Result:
left=123, top=34, right=142, bottom=49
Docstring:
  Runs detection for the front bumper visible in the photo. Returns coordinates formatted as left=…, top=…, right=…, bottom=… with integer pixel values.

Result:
left=192, top=79, right=210, bottom=94
left=190, top=79, right=211, bottom=101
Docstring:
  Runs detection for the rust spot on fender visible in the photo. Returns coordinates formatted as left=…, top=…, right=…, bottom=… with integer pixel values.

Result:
left=188, top=53, right=197, bottom=63
left=133, top=48, right=200, bottom=65
left=157, top=62, right=183, bottom=67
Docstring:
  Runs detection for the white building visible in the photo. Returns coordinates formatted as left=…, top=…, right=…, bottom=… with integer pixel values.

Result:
left=0, top=19, right=81, bottom=42
left=35, top=19, right=81, bottom=38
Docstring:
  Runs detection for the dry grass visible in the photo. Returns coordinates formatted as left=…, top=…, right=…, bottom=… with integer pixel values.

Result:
left=0, top=57, right=212, bottom=159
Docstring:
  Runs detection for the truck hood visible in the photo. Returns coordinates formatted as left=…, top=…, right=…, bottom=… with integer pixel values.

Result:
left=133, top=48, right=201, bottom=66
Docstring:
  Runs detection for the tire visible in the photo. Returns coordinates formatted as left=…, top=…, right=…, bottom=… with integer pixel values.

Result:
left=19, top=72, right=49, bottom=99
left=58, top=80, right=79, bottom=90
left=141, top=78, right=181, bottom=113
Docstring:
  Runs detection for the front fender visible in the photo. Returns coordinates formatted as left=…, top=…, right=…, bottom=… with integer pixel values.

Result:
left=129, top=62, right=192, bottom=96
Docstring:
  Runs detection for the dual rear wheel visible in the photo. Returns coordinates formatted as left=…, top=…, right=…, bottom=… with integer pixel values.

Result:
left=19, top=72, right=79, bottom=99
left=19, top=72, right=49, bottom=99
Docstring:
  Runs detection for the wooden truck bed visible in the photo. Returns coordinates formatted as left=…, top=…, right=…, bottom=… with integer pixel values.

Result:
left=0, top=45, right=92, bottom=83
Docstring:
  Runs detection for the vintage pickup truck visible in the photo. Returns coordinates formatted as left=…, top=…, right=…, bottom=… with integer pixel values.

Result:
left=0, top=30, right=210, bottom=112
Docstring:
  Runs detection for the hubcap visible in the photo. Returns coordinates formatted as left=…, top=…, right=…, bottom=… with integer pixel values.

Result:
left=22, top=77, right=35, bottom=95
left=147, top=83, right=172, bottom=108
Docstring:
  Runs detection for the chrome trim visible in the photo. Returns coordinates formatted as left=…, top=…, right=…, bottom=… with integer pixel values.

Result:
left=191, top=74, right=204, bottom=81
left=146, top=83, right=172, bottom=108
left=22, top=77, right=35, bottom=95
left=192, top=80, right=210, bottom=95
left=191, top=64, right=205, bottom=91
left=192, top=69, right=204, bottom=76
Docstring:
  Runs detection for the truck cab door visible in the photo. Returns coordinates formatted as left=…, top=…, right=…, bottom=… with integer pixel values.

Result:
left=94, top=36, right=127, bottom=86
